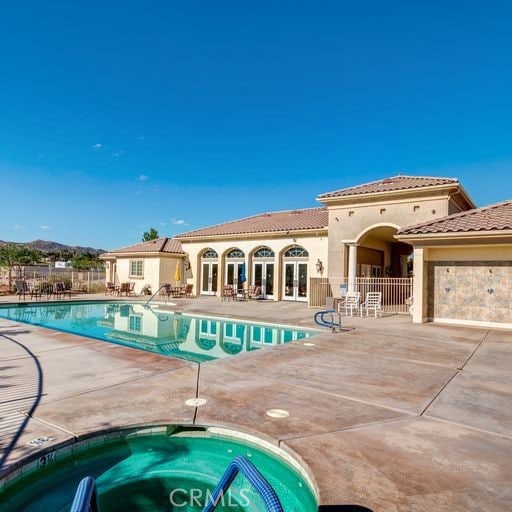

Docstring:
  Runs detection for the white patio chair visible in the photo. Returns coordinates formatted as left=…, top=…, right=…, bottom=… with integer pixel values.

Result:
left=360, top=292, right=383, bottom=317
left=337, top=291, right=360, bottom=316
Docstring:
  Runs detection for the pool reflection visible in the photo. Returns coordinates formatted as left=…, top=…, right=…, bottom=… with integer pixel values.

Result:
left=104, top=304, right=313, bottom=361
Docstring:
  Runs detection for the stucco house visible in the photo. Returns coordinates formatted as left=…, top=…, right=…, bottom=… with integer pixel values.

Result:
left=101, top=175, right=512, bottom=329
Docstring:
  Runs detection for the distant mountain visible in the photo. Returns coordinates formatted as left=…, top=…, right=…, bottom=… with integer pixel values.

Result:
left=0, top=239, right=106, bottom=255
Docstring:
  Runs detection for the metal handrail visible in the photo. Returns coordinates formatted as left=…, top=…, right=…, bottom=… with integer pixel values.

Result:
left=69, top=476, right=100, bottom=512
left=203, top=456, right=283, bottom=512
left=144, top=283, right=169, bottom=306
left=69, top=456, right=283, bottom=512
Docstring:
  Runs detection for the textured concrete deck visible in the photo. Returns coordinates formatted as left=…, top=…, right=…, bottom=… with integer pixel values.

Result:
left=0, top=295, right=511, bottom=510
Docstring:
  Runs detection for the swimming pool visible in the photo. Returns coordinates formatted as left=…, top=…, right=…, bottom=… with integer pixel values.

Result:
left=0, top=426, right=318, bottom=511
left=0, top=302, right=319, bottom=363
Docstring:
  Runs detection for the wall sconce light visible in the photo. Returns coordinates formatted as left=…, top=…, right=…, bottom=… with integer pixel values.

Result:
left=184, top=260, right=191, bottom=271
left=316, top=259, right=324, bottom=274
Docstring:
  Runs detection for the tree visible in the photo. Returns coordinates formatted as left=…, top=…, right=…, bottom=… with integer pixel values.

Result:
left=0, top=244, right=42, bottom=290
left=142, top=228, right=159, bottom=242
left=70, top=252, right=104, bottom=271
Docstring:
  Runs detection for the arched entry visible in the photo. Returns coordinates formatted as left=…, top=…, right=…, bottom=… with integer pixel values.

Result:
left=225, top=248, right=245, bottom=291
left=252, top=246, right=275, bottom=299
left=200, top=248, right=218, bottom=295
left=354, top=223, right=412, bottom=278
left=282, top=246, right=309, bottom=302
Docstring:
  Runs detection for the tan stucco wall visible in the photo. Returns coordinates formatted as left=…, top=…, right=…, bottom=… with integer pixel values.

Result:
left=325, top=194, right=453, bottom=276
left=112, top=255, right=181, bottom=295
left=181, top=233, right=328, bottom=300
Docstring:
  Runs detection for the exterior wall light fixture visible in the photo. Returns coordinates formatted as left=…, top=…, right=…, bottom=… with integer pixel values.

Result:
left=316, top=259, right=324, bottom=274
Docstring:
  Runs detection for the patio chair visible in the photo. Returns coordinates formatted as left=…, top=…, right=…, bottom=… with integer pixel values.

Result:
left=360, top=292, right=383, bottom=317
left=178, top=283, right=194, bottom=298
left=222, top=285, right=235, bottom=301
left=337, top=291, right=360, bottom=316
left=161, top=283, right=174, bottom=299
left=53, top=281, right=71, bottom=299
left=248, top=285, right=262, bottom=301
left=118, top=282, right=131, bottom=296
left=15, top=280, right=41, bottom=301
left=128, top=282, right=136, bottom=296
left=105, top=282, right=117, bottom=295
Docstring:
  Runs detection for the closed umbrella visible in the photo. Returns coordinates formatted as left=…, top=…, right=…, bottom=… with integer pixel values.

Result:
left=174, top=260, right=181, bottom=284
left=240, top=263, right=247, bottom=284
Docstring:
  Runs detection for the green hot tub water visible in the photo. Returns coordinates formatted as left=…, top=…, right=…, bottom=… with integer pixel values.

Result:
left=0, top=428, right=317, bottom=512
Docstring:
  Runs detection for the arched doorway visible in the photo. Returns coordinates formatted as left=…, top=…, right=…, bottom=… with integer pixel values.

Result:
left=200, top=248, right=218, bottom=295
left=252, top=246, right=275, bottom=299
left=225, top=248, right=245, bottom=291
left=282, top=246, right=309, bottom=302
left=354, top=224, right=412, bottom=278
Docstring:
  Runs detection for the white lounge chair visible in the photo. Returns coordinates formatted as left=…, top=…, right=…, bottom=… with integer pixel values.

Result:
left=338, top=291, right=360, bottom=316
left=360, top=292, right=383, bottom=317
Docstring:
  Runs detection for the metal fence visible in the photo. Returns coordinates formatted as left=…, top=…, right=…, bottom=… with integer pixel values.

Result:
left=1, top=270, right=106, bottom=294
left=309, top=277, right=413, bottom=314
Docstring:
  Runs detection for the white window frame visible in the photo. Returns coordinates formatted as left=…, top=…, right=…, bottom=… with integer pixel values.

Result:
left=129, top=259, right=144, bottom=278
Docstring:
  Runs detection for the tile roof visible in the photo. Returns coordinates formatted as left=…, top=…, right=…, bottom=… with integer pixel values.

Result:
left=398, top=201, right=512, bottom=235
left=318, top=175, right=459, bottom=199
left=103, top=237, right=184, bottom=255
left=177, top=207, right=328, bottom=238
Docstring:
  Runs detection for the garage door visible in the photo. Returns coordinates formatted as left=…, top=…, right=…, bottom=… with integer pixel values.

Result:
left=428, top=261, right=511, bottom=325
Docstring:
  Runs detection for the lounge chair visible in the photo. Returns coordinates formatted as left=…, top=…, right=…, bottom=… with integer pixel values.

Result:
left=360, top=292, right=383, bottom=317
left=338, top=291, right=360, bottom=316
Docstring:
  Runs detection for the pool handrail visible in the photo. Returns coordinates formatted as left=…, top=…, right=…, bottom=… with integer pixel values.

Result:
left=203, top=455, right=284, bottom=512
left=144, top=283, right=168, bottom=306
left=69, top=476, right=100, bottom=512
left=69, top=456, right=283, bottom=512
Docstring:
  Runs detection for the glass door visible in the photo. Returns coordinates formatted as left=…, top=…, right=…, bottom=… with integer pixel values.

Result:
left=201, top=262, right=218, bottom=295
left=254, top=262, right=274, bottom=299
left=283, top=262, right=308, bottom=301
left=226, top=262, right=244, bottom=291
left=284, top=263, right=295, bottom=299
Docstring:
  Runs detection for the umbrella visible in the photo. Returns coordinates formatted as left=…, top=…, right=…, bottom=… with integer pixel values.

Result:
left=174, top=260, right=181, bottom=284
left=239, top=263, right=247, bottom=284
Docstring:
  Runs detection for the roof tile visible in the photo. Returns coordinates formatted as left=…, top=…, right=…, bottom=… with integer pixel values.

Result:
left=177, top=207, right=328, bottom=238
left=103, top=237, right=184, bottom=255
left=318, top=175, right=459, bottom=199
left=398, top=201, right=512, bottom=235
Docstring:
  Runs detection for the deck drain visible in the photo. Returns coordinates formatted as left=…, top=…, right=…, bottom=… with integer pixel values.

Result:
left=266, top=409, right=290, bottom=418
left=303, top=342, right=316, bottom=347
left=185, top=398, right=207, bottom=407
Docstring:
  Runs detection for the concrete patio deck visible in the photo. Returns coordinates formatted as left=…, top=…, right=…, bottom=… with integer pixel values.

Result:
left=0, top=294, right=511, bottom=510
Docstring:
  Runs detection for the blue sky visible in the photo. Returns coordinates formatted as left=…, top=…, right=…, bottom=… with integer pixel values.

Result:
left=0, top=1, right=511, bottom=250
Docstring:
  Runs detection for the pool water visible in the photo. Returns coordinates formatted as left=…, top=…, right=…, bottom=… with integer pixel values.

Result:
left=0, top=302, right=319, bottom=363
left=0, top=428, right=317, bottom=512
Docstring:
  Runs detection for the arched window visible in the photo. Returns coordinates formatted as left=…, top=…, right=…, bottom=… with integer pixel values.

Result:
left=254, top=247, right=275, bottom=258
left=226, top=248, right=245, bottom=258
left=202, top=249, right=218, bottom=259
left=284, top=247, right=309, bottom=258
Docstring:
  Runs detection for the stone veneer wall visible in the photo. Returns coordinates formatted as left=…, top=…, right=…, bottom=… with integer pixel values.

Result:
left=428, top=261, right=512, bottom=324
